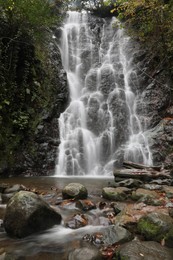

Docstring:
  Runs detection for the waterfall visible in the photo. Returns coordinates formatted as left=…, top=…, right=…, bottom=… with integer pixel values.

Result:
left=55, top=11, right=152, bottom=176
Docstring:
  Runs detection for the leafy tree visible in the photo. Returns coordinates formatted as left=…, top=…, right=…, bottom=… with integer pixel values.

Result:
left=112, top=0, right=173, bottom=71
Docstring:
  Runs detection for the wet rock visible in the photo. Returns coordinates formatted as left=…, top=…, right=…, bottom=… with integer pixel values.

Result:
left=143, top=184, right=163, bottom=190
left=68, top=246, right=102, bottom=260
left=4, top=184, right=25, bottom=194
left=103, top=224, right=132, bottom=245
left=101, top=224, right=132, bottom=245
left=138, top=212, right=173, bottom=245
left=4, top=191, right=62, bottom=238
left=132, top=188, right=160, bottom=205
left=150, top=179, right=173, bottom=186
left=1, top=184, right=27, bottom=204
left=117, top=240, right=173, bottom=260
left=66, top=214, right=88, bottom=229
left=114, top=178, right=142, bottom=188
left=83, top=224, right=132, bottom=248
left=83, top=232, right=104, bottom=246
left=102, top=187, right=131, bottom=201
left=163, top=186, right=173, bottom=199
left=62, top=183, right=88, bottom=200
left=75, top=200, right=96, bottom=211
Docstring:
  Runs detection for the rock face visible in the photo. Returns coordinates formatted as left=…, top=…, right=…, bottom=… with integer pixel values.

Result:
left=1, top=34, right=69, bottom=177
left=62, top=183, right=88, bottom=200
left=4, top=191, right=62, bottom=238
left=135, top=55, right=173, bottom=168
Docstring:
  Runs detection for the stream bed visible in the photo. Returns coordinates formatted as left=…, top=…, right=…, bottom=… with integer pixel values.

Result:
left=0, top=176, right=115, bottom=259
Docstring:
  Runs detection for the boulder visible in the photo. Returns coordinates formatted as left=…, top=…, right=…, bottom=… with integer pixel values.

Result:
left=4, top=191, right=62, bottom=238
left=163, top=186, right=173, bottom=199
left=138, top=212, right=173, bottom=246
left=132, top=188, right=160, bottom=205
left=62, top=183, right=88, bottom=200
left=117, top=240, right=173, bottom=260
left=102, top=187, right=131, bottom=201
left=101, top=224, right=132, bottom=246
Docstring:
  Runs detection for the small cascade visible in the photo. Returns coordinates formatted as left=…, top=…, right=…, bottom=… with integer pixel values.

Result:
left=55, top=11, right=152, bottom=176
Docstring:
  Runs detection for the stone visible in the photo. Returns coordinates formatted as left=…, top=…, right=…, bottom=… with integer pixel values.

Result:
left=117, top=240, right=173, bottom=260
left=132, top=188, right=160, bottom=204
left=102, top=187, right=131, bottom=201
left=137, top=212, right=173, bottom=245
left=62, top=183, right=88, bottom=200
left=75, top=200, right=96, bottom=211
left=100, top=224, right=132, bottom=246
left=66, top=214, right=88, bottom=229
left=68, top=246, right=102, bottom=260
left=4, top=184, right=25, bottom=194
left=163, top=186, right=173, bottom=199
left=4, top=191, right=62, bottom=238
left=114, top=178, right=142, bottom=188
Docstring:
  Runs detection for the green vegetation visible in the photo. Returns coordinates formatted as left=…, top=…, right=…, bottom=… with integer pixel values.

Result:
left=138, top=218, right=163, bottom=241
left=112, top=0, right=173, bottom=76
left=0, top=0, right=65, bottom=171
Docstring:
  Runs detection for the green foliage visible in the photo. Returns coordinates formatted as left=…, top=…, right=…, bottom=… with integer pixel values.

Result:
left=111, top=0, right=173, bottom=73
left=138, top=218, right=162, bottom=240
left=0, top=0, right=66, bottom=169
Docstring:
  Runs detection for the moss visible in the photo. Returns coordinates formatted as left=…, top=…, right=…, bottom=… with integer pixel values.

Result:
left=137, top=218, right=163, bottom=241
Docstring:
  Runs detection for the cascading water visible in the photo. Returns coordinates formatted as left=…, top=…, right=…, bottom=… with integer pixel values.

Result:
left=55, top=11, right=152, bottom=176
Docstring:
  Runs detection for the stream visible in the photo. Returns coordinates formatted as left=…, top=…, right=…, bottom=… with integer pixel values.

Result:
left=0, top=176, right=115, bottom=259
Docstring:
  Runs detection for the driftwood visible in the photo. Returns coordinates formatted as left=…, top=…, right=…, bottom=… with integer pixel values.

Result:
left=123, top=161, right=162, bottom=171
left=114, top=168, right=171, bottom=180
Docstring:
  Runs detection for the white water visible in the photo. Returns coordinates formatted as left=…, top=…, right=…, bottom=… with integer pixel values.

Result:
left=55, top=11, right=152, bottom=176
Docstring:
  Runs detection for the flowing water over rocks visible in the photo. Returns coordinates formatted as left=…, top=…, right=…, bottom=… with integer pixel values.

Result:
left=56, top=11, right=152, bottom=176
left=1, top=176, right=173, bottom=259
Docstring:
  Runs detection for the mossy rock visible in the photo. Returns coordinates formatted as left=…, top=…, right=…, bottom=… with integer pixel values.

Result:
left=137, top=212, right=173, bottom=242
left=102, top=187, right=131, bottom=201
left=62, top=183, right=88, bottom=200
left=4, top=191, right=62, bottom=238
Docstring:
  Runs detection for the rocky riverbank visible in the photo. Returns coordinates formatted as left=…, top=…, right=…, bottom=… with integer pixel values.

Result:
left=1, top=171, right=173, bottom=259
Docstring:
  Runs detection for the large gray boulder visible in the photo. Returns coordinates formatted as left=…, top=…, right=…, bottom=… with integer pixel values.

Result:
left=4, top=191, right=62, bottom=238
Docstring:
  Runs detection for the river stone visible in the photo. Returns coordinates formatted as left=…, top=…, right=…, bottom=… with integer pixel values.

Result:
left=68, top=246, right=102, bottom=260
left=4, top=191, right=62, bottom=238
left=101, top=224, right=132, bottom=245
left=138, top=212, right=173, bottom=244
left=163, top=186, right=173, bottom=199
left=75, top=199, right=96, bottom=211
left=117, top=240, right=173, bottom=260
left=102, top=187, right=131, bottom=201
left=62, top=183, right=88, bottom=200
left=132, top=188, right=160, bottom=205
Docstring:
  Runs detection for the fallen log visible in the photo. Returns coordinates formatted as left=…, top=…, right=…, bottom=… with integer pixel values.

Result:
left=114, top=168, right=171, bottom=181
left=123, top=161, right=162, bottom=171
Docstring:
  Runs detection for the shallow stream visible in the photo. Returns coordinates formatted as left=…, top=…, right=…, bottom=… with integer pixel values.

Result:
left=0, top=176, right=114, bottom=259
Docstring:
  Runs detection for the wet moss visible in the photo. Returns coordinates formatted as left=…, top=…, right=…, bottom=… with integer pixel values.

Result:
left=137, top=218, right=162, bottom=241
